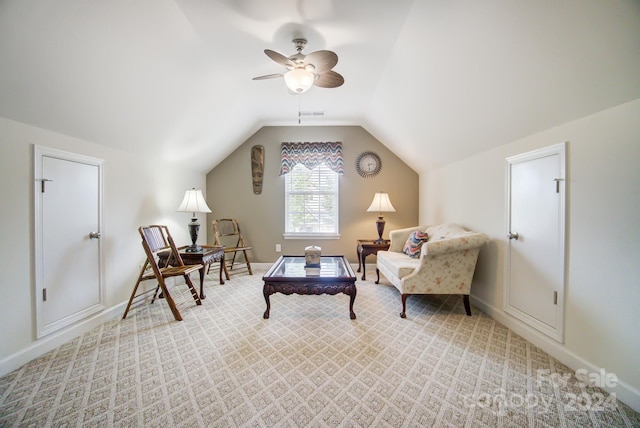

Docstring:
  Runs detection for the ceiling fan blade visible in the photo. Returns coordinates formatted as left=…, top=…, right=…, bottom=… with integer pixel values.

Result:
left=314, top=70, right=344, bottom=88
left=304, top=50, right=338, bottom=73
left=252, top=74, right=283, bottom=80
left=264, top=49, right=295, bottom=67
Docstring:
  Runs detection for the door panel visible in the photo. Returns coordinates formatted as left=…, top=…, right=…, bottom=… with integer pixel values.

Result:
left=35, top=146, right=104, bottom=337
left=506, top=143, right=566, bottom=342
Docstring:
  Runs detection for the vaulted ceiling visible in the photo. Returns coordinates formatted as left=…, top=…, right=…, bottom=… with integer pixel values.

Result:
left=1, top=0, right=639, bottom=174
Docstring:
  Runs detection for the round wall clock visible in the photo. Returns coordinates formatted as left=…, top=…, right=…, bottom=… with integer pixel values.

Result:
left=355, top=151, right=382, bottom=178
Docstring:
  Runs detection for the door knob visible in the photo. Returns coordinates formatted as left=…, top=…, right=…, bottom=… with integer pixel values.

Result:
left=508, top=232, right=519, bottom=240
left=89, top=232, right=101, bottom=239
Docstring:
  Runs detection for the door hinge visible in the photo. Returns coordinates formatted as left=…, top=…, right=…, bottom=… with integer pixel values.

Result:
left=553, top=178, right=563, bottom=193
left=43, top=288, right=47, bottom=302
left=38, top=178, right=53, bottom=193
left=553, top=291, right=558, bottom=305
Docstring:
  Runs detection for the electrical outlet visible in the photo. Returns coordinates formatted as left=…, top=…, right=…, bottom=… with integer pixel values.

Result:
left=275, top=244, right=281, bottom=252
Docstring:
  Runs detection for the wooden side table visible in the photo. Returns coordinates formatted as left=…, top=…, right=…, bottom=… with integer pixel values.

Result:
left=356, top=239, right=390, bottom=280
left=158, top=245, right=225, bottom=299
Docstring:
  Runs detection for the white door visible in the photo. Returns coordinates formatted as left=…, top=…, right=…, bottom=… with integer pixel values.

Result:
left=35, top=146, right=104, bottom=338
left=505, top=143, right=566, bottom=342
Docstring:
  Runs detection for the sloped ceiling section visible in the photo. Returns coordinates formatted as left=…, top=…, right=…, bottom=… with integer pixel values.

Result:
left=0, top=0, right=639, bottom=174
left=366, top=0, right=640, bottom=171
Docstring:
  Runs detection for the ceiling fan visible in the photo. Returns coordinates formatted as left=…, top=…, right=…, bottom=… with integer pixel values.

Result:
left=252, top=38, right=344, bottom=94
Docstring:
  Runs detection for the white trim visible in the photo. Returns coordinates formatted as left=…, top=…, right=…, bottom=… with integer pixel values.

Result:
left=0, top=302, right=125, bottom=378
left=471, top=294, right=640, bottom=413
left=504, top=142, right=567, bottom=342
left=283, top=233, right=341, bottom=240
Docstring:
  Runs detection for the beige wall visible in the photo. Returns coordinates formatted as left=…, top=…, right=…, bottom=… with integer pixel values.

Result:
left=0, top=117, right=207, bottom=373
left=421, top=99, right=640, bottom=410
left=205, top=126, right=419, bottom=263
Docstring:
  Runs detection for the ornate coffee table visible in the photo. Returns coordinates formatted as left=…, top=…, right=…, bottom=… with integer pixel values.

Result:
left=262, top=255, right=357, bottom=319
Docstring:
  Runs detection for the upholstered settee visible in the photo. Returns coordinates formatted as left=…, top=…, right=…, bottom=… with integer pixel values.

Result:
left=375, top=223, right=489, bottom=318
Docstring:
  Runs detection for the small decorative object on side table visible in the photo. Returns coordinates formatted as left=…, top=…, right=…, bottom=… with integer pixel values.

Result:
left=357, top=239, right=390, bottom=280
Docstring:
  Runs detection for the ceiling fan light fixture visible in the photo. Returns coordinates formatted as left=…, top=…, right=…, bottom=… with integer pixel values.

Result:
left=284, top=68, right=315, bottom=93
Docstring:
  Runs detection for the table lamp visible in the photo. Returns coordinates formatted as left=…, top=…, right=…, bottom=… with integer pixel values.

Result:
left=366, top=192, right=396, bottom=243
left=177, top=188, right=212, bottom=252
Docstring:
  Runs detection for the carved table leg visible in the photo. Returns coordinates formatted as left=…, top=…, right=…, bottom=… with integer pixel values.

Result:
left=349, top=286, right=357, bottom=320
left=218, top=257, right=225, bottom=285
left=357, top=244, right=362, bottom=273
left=263, top=286, right=271, bottom=319
left=199, top=265, right=206, bottom=299
left=360, top=252, right=367, bottom=281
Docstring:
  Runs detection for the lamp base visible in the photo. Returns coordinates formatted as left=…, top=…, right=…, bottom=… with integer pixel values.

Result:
left=374, top=216, right=385, bottom=243
left=187, top=218, right=201, bottom=253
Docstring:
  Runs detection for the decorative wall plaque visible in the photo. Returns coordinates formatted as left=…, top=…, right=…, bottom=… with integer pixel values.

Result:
left=251, top=145, right=265, bottom=194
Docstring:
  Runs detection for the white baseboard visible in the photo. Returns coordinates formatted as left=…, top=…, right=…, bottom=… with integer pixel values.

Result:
left=252, top=262, right=274, bottom=270
left=0, top=302, right=126, bottom=378
left=471, top=295, right=640, bottom=413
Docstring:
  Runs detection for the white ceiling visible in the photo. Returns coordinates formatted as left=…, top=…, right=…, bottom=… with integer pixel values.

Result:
left=1, top=0, right=639, bottom=174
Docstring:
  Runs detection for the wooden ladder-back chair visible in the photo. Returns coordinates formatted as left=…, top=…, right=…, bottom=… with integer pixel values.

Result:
left=210, top=219, right=253, bottom=277
left=123, top=225, right=202, bottom=321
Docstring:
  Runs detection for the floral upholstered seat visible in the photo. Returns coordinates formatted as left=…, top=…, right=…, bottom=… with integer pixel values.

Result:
left=375, top=223, right=489, bottom=318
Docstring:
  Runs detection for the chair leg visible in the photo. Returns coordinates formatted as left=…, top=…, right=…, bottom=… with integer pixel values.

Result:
left=375, top=268, right=380, bottom=284
left=223, top=256, right=230, bottom=280
left=123, top=262, right=149, bottom=319
left=463, top=294, right=472, bottom=316
left=230, top=251, right=237, bottom=270
left=150, top=284, right=160, bottom=303
left=207, top=257, right=230, bottom=280
left=183, top=274, right=202, bottom=305
left=243, top=250, right=253, bottom=275
left=400, top=294, right=408, bottom=318
left=122, top=280, right=142, bottom=319
left=157, top=278, right=182, bottom=321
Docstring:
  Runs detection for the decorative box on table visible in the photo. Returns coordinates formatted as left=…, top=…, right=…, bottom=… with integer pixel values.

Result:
left=304, top=246, right=321, bottom=267
left=304, top=246, right=321, bottom=275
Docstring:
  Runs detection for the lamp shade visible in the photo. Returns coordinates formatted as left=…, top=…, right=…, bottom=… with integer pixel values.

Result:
left=284, top=68, right=315, bottom=93
left=176, top=188, right=212, bottom=215
left=366, top=192, right=396, bottom=214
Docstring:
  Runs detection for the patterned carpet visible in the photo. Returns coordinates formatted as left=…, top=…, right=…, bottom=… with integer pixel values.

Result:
left=1, top=266, right=638, bottom=427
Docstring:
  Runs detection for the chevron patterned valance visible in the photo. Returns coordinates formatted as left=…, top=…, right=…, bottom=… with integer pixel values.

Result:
left=279, top=142, right=344, bottom=175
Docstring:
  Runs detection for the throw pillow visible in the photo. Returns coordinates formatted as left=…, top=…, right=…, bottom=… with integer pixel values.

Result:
left=402, top=231, right=429, bottom=258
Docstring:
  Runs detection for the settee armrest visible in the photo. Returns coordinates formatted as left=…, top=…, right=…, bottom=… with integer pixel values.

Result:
left=388, top=226, right=426, bottom=252
left=422, top=232, right=490, bottom=257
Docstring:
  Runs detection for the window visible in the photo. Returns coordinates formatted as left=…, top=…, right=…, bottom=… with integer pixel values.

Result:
left=284, top=163, right=339, bottom=238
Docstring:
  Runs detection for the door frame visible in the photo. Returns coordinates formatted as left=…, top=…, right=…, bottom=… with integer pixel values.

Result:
left=504, top=142, right=567, bottom=342
left=34, top=145, right=105, bottom=338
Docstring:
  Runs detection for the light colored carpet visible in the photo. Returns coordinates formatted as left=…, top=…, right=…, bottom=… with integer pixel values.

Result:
left=1, top=266, right=638, bottom=427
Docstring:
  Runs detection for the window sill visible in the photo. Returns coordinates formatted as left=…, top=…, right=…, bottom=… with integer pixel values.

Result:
left=283, top=233, right=341, bottom=240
